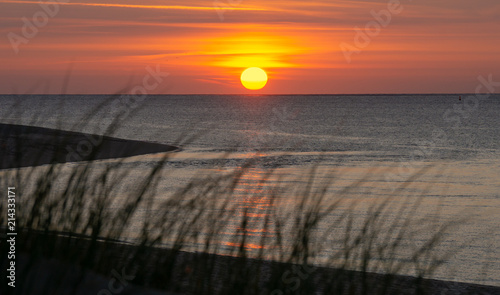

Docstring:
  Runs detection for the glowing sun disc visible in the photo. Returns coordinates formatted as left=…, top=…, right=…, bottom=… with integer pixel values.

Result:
left=241, top=67, right=268, bottom=90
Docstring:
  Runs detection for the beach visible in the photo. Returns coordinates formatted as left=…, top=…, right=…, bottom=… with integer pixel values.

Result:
left=2, top=0, right=499, bottom=292
left=0, top=94, right=499, bottom=293
left=2, top=229, right=500, bottom=294
left=0, top=123, right=178, bottom=169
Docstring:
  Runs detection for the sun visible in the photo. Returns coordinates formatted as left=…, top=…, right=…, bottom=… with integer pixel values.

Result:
left=240, top=67, right=268, bottom=90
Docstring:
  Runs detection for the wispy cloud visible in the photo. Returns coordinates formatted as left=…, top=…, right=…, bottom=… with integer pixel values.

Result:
left=1, top=0, right=499, bottom=93
left=0, top=0, right=265, bottom=11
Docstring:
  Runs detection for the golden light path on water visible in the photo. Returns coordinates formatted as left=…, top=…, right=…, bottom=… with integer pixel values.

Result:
left=108, top=150, right=500, bottom=286
left=4, top=151, right=499, bottom=286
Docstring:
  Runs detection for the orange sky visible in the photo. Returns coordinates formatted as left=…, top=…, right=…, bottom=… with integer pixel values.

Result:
left=1, top=0, right=499, bottom=94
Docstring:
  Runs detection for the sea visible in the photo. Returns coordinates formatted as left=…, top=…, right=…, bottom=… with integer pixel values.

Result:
left=0, top=94, right=499, bottom=286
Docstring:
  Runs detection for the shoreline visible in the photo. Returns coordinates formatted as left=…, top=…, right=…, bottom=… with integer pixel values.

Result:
left=0, top=123, right=179, bottom=169
left=1, top=122, right=498, bottom=294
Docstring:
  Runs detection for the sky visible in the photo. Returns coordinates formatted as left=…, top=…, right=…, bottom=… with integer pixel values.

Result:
left=0, top=0, right=499, bottom=94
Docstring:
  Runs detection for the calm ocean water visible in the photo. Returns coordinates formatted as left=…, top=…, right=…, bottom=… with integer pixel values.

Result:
left=2, top=94, right=499, bottom=158
left=1, top=94, right=499, bottom=285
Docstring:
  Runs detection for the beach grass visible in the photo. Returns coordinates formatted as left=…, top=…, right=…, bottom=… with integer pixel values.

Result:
left=0, top=95, right=496, bottom=295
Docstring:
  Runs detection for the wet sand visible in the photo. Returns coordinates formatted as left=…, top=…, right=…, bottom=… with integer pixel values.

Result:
left=1, top=123, right=499, bottom=293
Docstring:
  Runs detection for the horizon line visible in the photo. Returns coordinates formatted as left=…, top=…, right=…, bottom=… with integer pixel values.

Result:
left=1, top=93, right=498, bottom=96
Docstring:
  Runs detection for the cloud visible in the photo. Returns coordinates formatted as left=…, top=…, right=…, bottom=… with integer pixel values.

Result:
left=0, top=0, right=499, bottom=93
